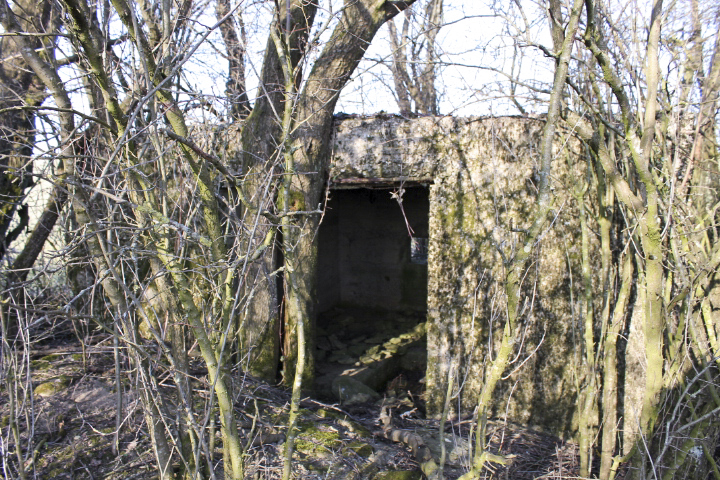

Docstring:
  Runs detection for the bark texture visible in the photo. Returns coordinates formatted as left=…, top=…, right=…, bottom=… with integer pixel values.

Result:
left=0, top=0, right=58, bottom=261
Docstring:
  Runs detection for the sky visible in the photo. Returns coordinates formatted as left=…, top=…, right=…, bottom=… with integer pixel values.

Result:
left=7, top=0, right=559, bottom=261
left=336, top=1, right=555, bottom=116
left=178, top=0, right=558, bottom=119
left=6, top=0, right=718, bottom=260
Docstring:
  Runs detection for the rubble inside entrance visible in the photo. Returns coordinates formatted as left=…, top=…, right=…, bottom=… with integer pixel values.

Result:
left=315, top=186, right=429, bottom=402
left=315, top=307, right=427, bottom=404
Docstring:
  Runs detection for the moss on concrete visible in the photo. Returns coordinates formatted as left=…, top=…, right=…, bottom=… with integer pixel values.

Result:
left=326, top=116, right=597, bottom=438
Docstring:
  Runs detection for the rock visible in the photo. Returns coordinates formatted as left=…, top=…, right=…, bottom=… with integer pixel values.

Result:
left=72, top=385, right=116, bottom=411
left=34, top=376, right=70, bottom=397
left=345, top=441, right=374, bottom=458
left=294, top=424, right=342, bottom=456
left=316, top=408, right=342, bottom=420
left=31, top=359, right=50, bottom=370
left=316, top=336, right=332, bottom=351
left=337, top=355, right=356, bottom=365
left=401, top=346, right=426, bottom=371
left=373, top=471, right=422, bottom=480
left=424, top=430, right=471, bottom=467
left=332, top=376, right=380, bottom=405
left=359, top=354, right=377, bottom=365
left=348, top=344, right=368, bottom=356
left=328, top=352, right=352, bottom=363
left=347, top=356, right=402, bottom=392
left=337, top=418, right=372, bottom=437
left=328, top=334, right=346, bottom=350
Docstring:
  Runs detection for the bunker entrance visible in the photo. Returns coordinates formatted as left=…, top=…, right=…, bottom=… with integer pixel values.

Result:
left=315, top=185, right=429, bottom=404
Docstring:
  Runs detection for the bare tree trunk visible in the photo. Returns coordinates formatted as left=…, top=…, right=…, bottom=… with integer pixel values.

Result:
left=387, top=0, right=442, bottom=116
left=216, top=0, right=249, bottom=119
left=236, top=0, right=315, bottom=383
left=418, top=0, right=442, bottom=114
left=388, top=15, right=414, bottom=116
left=0, top=0, right=52, bottom=259
left=0, top=0, right=60, bottom=262
left=688, top=20, right=720, bottom=213
left=576, top=170, right=597, bottom=477
left=599, top=254, right=633, bottom=480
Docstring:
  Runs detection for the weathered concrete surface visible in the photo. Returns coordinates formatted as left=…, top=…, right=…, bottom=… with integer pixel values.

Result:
left=331, top=115, right=442, bottom=180
left=330, top=115, right=596, bottom=436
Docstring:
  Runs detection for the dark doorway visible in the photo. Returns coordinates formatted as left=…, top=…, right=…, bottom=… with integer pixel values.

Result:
left=317, top=186, right=429, bottom=313
left=315, top=185, right=430, bottom=401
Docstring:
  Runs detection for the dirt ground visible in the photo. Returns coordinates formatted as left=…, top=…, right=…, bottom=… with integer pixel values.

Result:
left=1, top=321, right=586, bottom=479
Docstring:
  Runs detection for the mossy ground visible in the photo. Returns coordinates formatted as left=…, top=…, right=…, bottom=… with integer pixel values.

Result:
left=1, top=322, right=582, bottom=479
left=0, top=330, right=423, bottom=479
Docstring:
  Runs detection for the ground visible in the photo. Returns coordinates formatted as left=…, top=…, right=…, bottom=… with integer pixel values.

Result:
left=1, top=319, right=588, bottom=479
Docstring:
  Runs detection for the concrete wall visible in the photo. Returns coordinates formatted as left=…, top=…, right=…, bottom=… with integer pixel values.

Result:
left=329, top=115, right=596, bottom=436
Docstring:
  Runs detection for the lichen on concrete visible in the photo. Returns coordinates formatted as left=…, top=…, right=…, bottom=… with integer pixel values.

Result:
left=330, top=115, right=594, bottom=438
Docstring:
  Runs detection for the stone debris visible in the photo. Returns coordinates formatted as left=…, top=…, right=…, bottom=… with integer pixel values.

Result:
left=315, top=307, right=427, bottom=403
left=33, top=375, right=71, bottom=397
left=332, top=376, right=381, bottom=405
left=328, top=334, right=347, bottom=350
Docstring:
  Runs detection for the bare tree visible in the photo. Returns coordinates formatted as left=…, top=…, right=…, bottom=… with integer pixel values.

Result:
left=2, top=0, right=720, bottom=479
left=216, top=0, right=249, bottom=119
left=559, top=0, right=720, bottom=477
left=386, top=0, right=443, bottom=115
left=1, top=0, right=416, bottom=477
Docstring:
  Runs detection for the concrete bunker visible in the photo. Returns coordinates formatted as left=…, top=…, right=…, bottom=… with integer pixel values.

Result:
left=322, top=115, right=586, bottom=434
left=314, top=183, right=430, bottom=401
left=242, top=115, right=618, bottom=436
